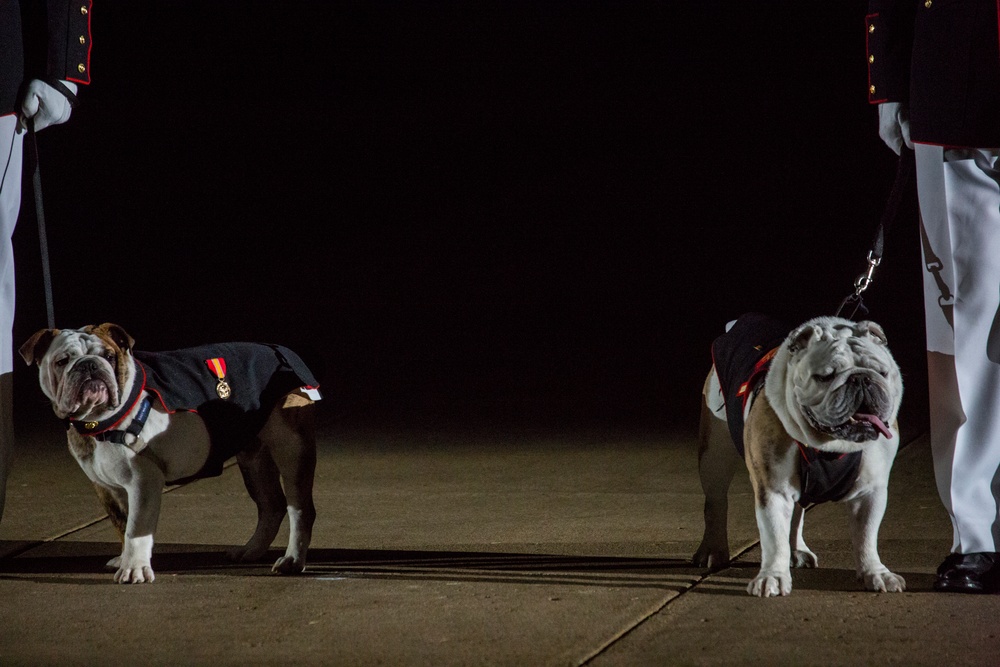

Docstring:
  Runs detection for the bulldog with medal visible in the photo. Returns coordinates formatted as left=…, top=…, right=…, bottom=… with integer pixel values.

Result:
left=20, top=323, right=322, bottom=584
left=693, top=313, right=906, bottom=597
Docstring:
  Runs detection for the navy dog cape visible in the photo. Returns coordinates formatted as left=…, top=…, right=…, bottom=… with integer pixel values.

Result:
left=711, top=313, right=862, bottom=506
left=136, top=343, right=320, bottom=482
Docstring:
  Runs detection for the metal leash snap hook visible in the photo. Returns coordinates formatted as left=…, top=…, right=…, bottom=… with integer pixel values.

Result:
left=854, top=251, right=882, bottom=296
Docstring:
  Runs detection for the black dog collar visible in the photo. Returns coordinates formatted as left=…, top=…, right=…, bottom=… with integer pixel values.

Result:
left=94, top=397, right=152, bottom=445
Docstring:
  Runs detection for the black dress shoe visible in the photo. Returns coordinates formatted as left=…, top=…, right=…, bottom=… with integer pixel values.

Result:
left=934, top=552, right=999, bottom=593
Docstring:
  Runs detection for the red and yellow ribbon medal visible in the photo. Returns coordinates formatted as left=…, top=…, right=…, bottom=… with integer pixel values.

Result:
left=205, top=357, right=231, bottom=400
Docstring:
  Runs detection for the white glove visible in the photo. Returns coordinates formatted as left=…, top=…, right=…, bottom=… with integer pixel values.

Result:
left=20, top=80, right=78, bottom=132
left=878, top=102, right=912, bottom=155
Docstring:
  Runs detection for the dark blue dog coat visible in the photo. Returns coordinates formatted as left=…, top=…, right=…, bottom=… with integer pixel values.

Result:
left=70, top=343, right=320, bottom=484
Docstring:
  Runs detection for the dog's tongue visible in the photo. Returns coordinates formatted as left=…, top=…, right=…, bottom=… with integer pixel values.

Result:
left=854, top=413, right=892, bottom=439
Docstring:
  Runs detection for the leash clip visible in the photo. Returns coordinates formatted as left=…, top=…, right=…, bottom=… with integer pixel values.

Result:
left=837, top=251, right=880, bottom=320
left=853, top=251, right=881, bottom=296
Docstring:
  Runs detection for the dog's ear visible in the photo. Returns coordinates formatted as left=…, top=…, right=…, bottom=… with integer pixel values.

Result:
left=85, top=323, right=135, bottom=353
left=856, top=320, right=888, bottom=346
left=786, top=323, right=821, bottom=355
left=19, top=329, right=61, bottom=366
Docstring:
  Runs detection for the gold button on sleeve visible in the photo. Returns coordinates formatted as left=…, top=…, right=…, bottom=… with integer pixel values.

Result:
left=79, top=35, right=86, bottom=44
left=77, top=64, right=86, bottom=73
left=868, top=54, right=874, bottom=64
left=80, top=5, right=88, bottom=14
left=869, top=23, right=875, bottom=33
left=869, top=85, right=876, bottom=95
left=924, top=0, right=932, bottom=7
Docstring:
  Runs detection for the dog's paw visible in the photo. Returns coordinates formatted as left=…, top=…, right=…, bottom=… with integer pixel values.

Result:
left=105, top=556, right=122, bottom=571
left=692, top=544, right=731, bottom=569
left=272, top=555, right=305, bottom=575
left=114, top=562, right=155, bottom=584
left=791, top=549, right=818, bottom=569
left=861, top=569, right=906, bottom=593
left=747, top=570, right=792, bottom=597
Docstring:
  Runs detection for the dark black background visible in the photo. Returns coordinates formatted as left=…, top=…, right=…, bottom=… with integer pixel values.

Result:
left=12, top=1, right=927, bottom=433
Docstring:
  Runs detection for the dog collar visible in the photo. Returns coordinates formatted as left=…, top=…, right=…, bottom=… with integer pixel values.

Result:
left=67, top=360, right=147, bottom=438
left=94, top=397, right=152, bottom=445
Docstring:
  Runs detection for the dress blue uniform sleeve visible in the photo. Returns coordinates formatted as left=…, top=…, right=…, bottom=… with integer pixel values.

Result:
left=47, top=0, right=92, bottom=86
left=866, top=0, right=914, bottom=105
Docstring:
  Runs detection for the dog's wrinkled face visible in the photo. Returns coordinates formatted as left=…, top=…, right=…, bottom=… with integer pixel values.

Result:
left=20, top=324, right=136, bottom=421
left=766, top=316, right=903, bottom=448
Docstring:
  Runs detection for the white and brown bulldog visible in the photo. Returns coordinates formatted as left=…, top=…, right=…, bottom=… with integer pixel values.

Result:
left=20, top=323, right=321, bottom=584
left=693, top=313, right=906, bottom=597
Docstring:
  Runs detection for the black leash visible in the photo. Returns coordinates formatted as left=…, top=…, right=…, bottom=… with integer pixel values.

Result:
left=835, top=146, right=916, bottom=320
left=23, top=80, right=78, bottom=331
left=26, top=118, right=55, bottom=330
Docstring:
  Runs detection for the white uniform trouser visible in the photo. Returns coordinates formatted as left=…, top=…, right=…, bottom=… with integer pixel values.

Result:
left=1, top=113, right=24, bottom=523
left=1, top=114, right=21, bottom=374
left=917, top=143, right=1000, bottom=554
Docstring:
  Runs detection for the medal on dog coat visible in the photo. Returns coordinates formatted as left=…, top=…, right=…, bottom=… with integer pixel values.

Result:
left=67, top=342, right=321, bottom=483
left=711, top=313, right=863, bottom=506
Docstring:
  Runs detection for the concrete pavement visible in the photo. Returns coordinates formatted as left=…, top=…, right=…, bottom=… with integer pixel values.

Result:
left=1, top=408, right=998, bottom=666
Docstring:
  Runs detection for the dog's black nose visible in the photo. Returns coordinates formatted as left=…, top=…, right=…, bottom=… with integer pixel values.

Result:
left=76, top=358, right=99, bottom=375
left=848, top=373, right=873, bottom=388
left=849, top=373, right=888, bottom=410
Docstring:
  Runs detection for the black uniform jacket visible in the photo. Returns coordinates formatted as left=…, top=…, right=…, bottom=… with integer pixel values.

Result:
left=1, top=0, right=93, bottom=116
left=867, top=0, right=1000, bottom=147
left=712, top=314, right=863, bottom=507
